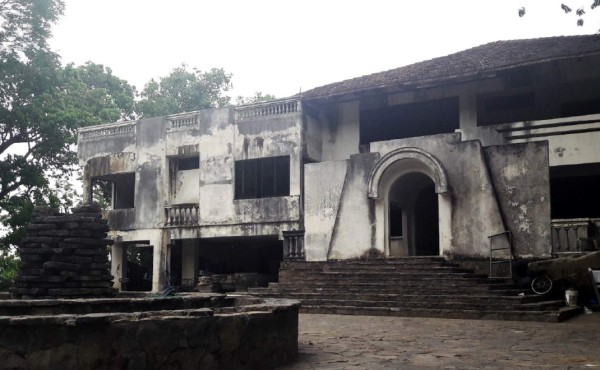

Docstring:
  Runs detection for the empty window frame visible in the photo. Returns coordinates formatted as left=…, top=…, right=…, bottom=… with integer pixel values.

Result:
left=235, top=156, right=290, bottom=199
left=176, top=157, right=199, bottom=171
left=91, top=173, right=135, bottom=209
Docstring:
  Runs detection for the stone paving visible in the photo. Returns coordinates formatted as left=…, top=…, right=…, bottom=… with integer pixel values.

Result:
left=281, top=313, right=600, bottom=369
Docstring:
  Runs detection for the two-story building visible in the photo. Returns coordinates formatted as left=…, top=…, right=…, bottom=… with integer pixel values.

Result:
left=78, top=34, right=600, bottom=292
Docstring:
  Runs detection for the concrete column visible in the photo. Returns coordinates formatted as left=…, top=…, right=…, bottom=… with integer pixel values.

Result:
left=181, top=240, right=198, bottom=286
left=438, top=193, right=453, bottom=257
left=151, top=231, right=170, bottom=292
left=459, top=92, right=478, bottom=130
left=111, top=241, right=126, bottom=291
left=82, top=165, right=93, bottom=203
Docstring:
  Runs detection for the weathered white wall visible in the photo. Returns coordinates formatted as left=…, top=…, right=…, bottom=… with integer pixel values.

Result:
left=371, top=134, right=507, bottom=259
left=321, top=101, right=361, bottom=161
left=484, top=141, right=552, bottom=258
left=304, top=161, right=347, bottom=261
left=173, top=169, right=199, bottom=204
left=304, top=153, right=379, bottom=260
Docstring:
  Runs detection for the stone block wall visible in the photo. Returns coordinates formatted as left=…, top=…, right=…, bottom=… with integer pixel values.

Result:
left=0, top=296, right=300, bottom=370
left=11, top=203, right=115, bottom=298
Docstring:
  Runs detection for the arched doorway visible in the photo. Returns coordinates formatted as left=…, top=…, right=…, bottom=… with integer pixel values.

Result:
left=368, top=147, right=452, bottom=257
left=388, top=172, right=439, bottom=256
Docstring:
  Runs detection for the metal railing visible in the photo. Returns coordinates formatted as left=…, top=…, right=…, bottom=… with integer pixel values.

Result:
left=489, top=230, right=513, bottom=279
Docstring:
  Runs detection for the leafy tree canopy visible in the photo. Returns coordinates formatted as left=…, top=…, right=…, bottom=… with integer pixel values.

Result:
left=0, top=0, right=136, bottom=253
left=137, top=65, right=232, bottom=117
left=236, top=91, right=277, bottom=105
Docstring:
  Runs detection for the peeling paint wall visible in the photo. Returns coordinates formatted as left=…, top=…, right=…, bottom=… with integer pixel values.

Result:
left=371, top=135, right=507, bottom=259
left=484, top=142, right=552, bottom=258
left=304, top=161, right=347, bottom=260
left=78, top=104, right=303, bottom=239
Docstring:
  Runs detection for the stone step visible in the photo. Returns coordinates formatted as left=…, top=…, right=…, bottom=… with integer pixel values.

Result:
left=272, top=279, right=516, bottom=290
left=278, top=271, right=495, bottom=281
left=291, top=298, right=564, bottom=311
left=248, top=291, right=545, bottom=304
left=253, top=258, right=576, bottom=322
left=298, top=305, right=582, bottom=322
left=264, top=283, right=526, bottom=296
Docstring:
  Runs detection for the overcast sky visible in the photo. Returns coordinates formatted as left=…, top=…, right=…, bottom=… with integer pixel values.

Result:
left=49, top=0, right=598, bottom=100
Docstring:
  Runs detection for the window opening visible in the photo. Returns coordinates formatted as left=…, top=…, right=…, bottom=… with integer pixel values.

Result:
left=177, top=157, right=199, bottom=171
left=91, top=172, right=135, bottom=209
left=235, top=156, right=290, bottom=199
left=360, top=97, right=459, bottom=145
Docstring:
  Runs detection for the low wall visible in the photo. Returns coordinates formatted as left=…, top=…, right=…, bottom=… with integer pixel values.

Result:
left=0, top=295, right=299, bottom=370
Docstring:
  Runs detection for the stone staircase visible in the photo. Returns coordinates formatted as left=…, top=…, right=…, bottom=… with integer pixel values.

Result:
left=248, top=257, right=581, bottom=322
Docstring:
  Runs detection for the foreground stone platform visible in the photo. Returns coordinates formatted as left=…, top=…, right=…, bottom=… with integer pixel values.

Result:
left=283, top=313, right=600, bottom=369
left=0, top=293, right=299, bottom=370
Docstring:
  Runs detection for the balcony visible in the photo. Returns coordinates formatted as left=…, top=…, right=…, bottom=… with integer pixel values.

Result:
left=165, top=204, right=199, bottom=227
left=234, top=98, right=301, bottom=121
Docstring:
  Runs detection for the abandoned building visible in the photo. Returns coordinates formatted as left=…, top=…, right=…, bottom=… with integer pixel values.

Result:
left=77, top=35, right=600, bottom=293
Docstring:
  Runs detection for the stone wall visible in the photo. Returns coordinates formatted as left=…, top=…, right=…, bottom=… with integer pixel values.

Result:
left=0, top=296, right=299, bottom=370
left=11, top=203, right=114, bottom=298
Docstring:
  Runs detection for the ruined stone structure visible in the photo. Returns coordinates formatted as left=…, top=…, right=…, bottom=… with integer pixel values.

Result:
left=0, top=295, right=299, bottom=369
left=76, top=35, right=600, bottom=292
left=11, top=204, right=114, bottom=298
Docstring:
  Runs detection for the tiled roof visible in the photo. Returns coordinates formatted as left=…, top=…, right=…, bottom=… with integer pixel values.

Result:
left=301, top=35, right=600, bottom=100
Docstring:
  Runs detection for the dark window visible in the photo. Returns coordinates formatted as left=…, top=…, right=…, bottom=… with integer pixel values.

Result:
left=360, top=97, right=459, bottom=145
left=560, top=99, right=600, bottom=118
left=177, top=157, right=199, bottom=170
left=483, top=93, right=535, bottom=113
left=235, top=156, right=290, bottom=199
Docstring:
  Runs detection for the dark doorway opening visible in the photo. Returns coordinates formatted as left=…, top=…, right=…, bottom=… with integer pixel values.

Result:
left=169, top=242, right=182, bottom=286
left=414, top=182, right=439, bottom=256
left=124, top=243, right=153, bottom=291
left=388, top=172, right=439, bottom=256
left=196, top=236, right=283, bottom=290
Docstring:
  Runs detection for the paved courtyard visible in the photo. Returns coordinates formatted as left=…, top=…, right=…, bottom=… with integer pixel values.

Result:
left=281, top=313, right=600, bottom=369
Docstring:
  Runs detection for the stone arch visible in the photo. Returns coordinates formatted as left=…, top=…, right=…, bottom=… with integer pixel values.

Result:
left=368, top=147, right=452, bottom=256
left=367, top=147, right=449, bottom=199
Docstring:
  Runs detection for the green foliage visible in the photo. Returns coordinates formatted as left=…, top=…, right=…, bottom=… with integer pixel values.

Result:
left=0, top=252, right=18, bottom=291
left=0, top=1, right=135, bottom=252
left=519, top=2, right=599, bottom=29
left=137, top=65, right=232, bottom=117
left=235, top=92, right=277, bottom=105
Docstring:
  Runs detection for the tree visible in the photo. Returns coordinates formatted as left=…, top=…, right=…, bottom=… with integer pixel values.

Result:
left=519, top=1, right=600, bottom=29
left=0, top=1, right=136, bottom=254
left=0, top=61, right=136, bottom=252
left=137, top=65, right=232, bottom=117
left=235, top=92, right=277, bottom=105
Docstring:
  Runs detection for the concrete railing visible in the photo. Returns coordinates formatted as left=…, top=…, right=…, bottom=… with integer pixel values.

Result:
left=78, top=121, right=136, bottom=140
left=235, top=98, right=301, bottom=120
left=283, top=230, right=305, bottom=260
left=551, top=218, right=597, bottom=255
left=165, top=204, right=199, bottom=227
left=496, top=113, right=600, bottom=143
left=167, top=113, right=199, bottom=130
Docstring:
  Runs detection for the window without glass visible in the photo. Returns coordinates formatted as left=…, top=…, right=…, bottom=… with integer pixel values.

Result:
left=176, top=157, right=199, bottom=171
left=235, top=156, right=290, bottom=199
